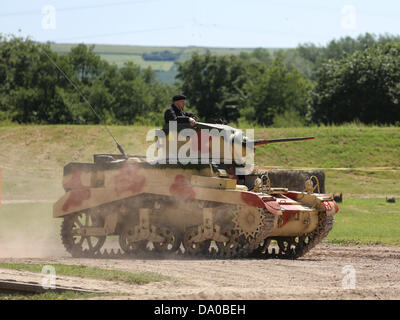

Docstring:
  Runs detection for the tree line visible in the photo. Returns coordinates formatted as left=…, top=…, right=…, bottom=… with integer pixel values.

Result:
left=0, top=33, right=399, bottom=127
left=0, top=36, right=174, bottom=125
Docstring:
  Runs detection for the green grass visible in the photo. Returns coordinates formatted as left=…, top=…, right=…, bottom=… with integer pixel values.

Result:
left=253, top=125, right=400, bottom=169
left=325, top=169, right=400, bottom=196
left=326, top=198, right=400, bottom=245
left=0, top=291, right=104, bottom=300
left=0, top=262, right=169, bottom=285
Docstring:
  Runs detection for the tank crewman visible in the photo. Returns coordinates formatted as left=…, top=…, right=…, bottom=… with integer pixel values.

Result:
left=164, top=94, right=197, bottom=128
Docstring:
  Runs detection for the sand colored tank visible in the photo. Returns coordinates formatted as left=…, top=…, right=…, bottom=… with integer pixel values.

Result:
left=53, top=123, right=339, bottom=259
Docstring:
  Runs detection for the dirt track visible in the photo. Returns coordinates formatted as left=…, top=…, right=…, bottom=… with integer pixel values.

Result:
left=1, top=244, right=399, bottom=300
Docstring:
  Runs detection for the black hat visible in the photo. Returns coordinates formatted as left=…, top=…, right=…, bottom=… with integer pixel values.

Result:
left=172, top=94, right=186, bottom=101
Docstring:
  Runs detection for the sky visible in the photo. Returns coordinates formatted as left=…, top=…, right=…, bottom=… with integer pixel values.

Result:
left=0, top=0, right=399, bottom=48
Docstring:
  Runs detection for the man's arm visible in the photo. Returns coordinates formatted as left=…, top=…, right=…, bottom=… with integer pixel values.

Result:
left=184, top=111, right=197, bottom=126
left=184, top=111, right=197, bottom=120
left=165, top=108, right=193, bottom=124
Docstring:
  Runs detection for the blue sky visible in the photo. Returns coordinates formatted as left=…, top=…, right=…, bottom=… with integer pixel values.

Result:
left=1, top=0, right=399, bottom=47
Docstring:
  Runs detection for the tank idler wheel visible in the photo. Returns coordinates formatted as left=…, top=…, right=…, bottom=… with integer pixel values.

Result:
left=61, top=212, right=106, bottom=258
left=153, top=226, right=182, bottom=254
left=183, top=227, right=211, bottom=256
left=119, top=228, right=148, bottom=254
left=216, top=229, right=244, bottom=259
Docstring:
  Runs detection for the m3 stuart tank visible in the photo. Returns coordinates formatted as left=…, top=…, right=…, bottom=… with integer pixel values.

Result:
left=53, top=122, right=339, bottom=259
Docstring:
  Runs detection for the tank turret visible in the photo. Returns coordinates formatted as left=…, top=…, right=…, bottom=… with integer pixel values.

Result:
left=150, top=122, right=314, bottom=169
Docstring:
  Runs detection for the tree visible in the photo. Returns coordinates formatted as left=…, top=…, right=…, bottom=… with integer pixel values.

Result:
left=0, top=36, right=173, bottom=125
left=242, top=57, right=312, bottom=126
left=295, top=33, right=400, bottom=80
left=68, top=44, right=105, bottom=84
left=0, top=35, right=74, bottom=123
left=310, top=43, right=400, bottom=124
left=176, top=52, right=249, bottom=123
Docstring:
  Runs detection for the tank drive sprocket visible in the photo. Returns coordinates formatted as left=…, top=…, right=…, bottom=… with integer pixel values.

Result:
left=232, top=206, right=265, bottom=239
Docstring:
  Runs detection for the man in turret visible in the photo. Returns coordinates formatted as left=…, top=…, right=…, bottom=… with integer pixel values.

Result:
left=164, top=94, right=197, bottom=127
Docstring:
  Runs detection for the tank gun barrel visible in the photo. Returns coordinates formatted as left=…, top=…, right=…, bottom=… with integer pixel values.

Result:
left=249, top=136, right=314, bottom=146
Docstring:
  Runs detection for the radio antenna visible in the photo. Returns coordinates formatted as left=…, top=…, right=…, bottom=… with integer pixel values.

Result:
left=42, top=49, right=128, bottom=159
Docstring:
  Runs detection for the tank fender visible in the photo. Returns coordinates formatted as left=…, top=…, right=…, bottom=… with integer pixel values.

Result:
left=240, top=191, right=281, bottom=215
left=286, top=191, right=339, bottom=215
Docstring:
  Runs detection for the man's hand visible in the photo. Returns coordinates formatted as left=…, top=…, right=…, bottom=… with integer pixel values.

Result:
left=189, top=117, right=196, bottom=127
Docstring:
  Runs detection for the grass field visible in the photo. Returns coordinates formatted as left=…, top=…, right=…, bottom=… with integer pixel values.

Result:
left=326, top=198, right=400, bottom=245
left=325, top=169, right=400, bottom=197
left=97, top=54, right=175, bottom=71
left=0, top=124, right=399, bottom=246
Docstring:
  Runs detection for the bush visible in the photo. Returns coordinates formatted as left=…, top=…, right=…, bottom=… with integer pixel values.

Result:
left=310, top=42, right=400, bottom=125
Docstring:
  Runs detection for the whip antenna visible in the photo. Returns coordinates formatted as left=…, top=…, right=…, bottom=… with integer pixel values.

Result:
left=42, top=49, right=128, bottom=159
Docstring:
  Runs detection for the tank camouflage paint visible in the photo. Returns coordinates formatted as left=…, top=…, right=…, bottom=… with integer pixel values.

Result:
left=53, top=123, right=339, bottom=259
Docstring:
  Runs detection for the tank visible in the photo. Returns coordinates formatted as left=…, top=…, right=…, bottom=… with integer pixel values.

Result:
left=53, top=122, right=339, bottom=259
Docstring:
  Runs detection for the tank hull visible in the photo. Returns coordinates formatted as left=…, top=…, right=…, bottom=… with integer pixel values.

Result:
left=53, top=156, right=338, bottom=259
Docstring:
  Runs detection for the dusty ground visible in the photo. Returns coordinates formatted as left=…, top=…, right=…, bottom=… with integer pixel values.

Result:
left=0, top=244, right=399, bottom=300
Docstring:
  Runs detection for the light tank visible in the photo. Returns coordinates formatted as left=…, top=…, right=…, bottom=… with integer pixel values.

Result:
left=53, top=122, right=339, bottom=259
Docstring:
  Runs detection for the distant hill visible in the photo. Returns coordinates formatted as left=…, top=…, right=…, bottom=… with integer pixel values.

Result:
left=50, top=43, right=278, bottom=84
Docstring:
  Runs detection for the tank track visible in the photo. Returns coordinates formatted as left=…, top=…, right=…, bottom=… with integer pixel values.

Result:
left=60, top=208, right=276, bottom=260
left=60, top=209, right=333, bottom=260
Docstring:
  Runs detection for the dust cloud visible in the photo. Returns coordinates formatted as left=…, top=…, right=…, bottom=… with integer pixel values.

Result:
left=0, top=202, right=67, bottom=259
left=0, top=239, right=66, bottom=259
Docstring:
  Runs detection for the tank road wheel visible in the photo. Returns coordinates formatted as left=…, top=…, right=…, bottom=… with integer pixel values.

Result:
left=216, top=228, right=244, bottom=259
left=248, top=238, right=272, bottom=258
left=276, top=237, right=298, bottom=259
left=61, top=212, right=106, bottom=258
left=291, top=235, right=311, bottom=258
left=119, top=228, right=147, bottom=255
left=183, top=227, right=211, bottom=256
left=153, top=226, right=182, bottom=254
